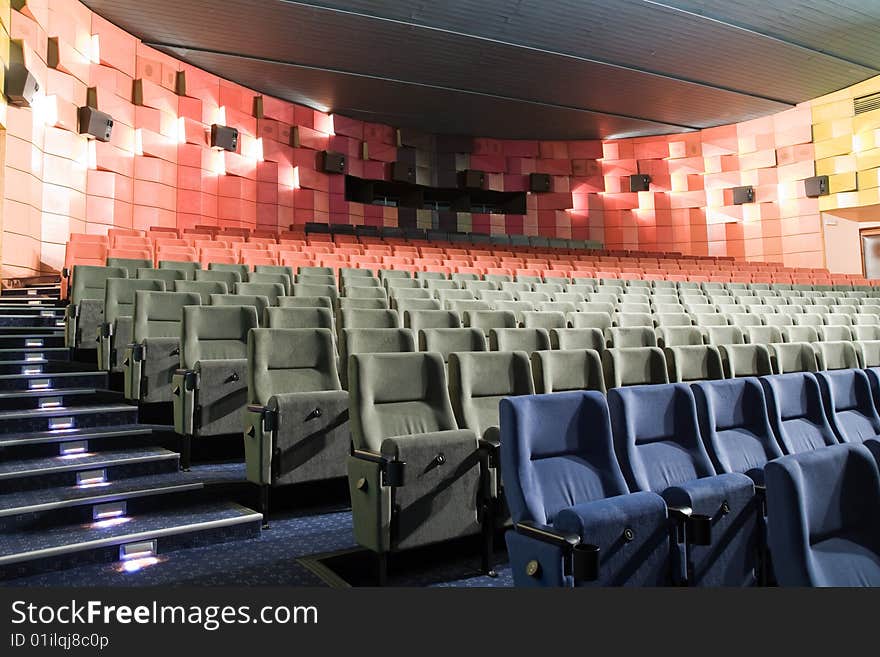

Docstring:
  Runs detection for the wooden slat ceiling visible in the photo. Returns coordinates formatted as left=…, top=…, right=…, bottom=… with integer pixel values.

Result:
left=83, top=0, right=880, bottom=139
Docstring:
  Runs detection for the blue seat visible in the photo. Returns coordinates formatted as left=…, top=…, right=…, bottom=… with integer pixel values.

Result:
left=765, top=444, right=880, bottom=586
left=608, top=383, right=758, bottom=586
left=692, top=378, right=783, bottom=486
left=500, top=391, right=670, bottom=587
left=760, top=373, right=838, bottom=455
left=815, top=369, right=880, bottom=444
left=864, top=367, right=880, bottom=412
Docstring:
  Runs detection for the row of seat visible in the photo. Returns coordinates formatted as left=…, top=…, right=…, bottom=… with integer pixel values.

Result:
left=500, top=371, right=880, bottom=586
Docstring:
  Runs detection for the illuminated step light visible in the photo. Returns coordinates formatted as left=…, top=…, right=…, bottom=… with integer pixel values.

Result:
left=23, top=366, right=43, bottom=375
left=40, top=311, right=55, bottom=317
left=25, top=353, right=44, bottom=362
left=93, top=501, right=127, bottom=521
left=120, top=539, right=156, bottom=562
left=48, top=416, right=74, bottom=431
left=59, top=440, right=88, bottom=457
left=38, top=396, right=63, bottom=409
left=25, top=339, right=44, bottom=347
left=28, top=378, right=51, bottom=390
left=27, top=289, right=36, bottom=296
left=76, top=469, right=107, bottom=488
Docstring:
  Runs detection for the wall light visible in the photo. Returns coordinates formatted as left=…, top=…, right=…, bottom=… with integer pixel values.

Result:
left=90, top=34, right=101, bottom=64
left=134, top=129, right=144, bottom=156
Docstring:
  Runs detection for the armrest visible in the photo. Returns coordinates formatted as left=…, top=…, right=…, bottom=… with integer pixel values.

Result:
left=479, top=426, right=501, bottom=467
left=667, top=504, right=711, bottom=546
left=172, top=369, right=198, bottom=394
left=99, top=322, right=113, bottom=338
left=515, top=520, right=580, bottom=549
left=128, top=343, right=144, bottom=363
left=515, top=521, right=599, bottom=582
left=245, top=404, right=278, bottom=433
left=350, top=448, right=405, bottom=487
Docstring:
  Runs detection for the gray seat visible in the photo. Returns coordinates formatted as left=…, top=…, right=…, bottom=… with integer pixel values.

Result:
left=568, top=311, right=612, bottom=332
left=137, top=267, right=186, bottom=284
left=493, top=300, right=535, bottom=324
left=235, top=282, right=285, bottom=305
left=814, top=341, right=861, bottom=371
left=390, top=288, right=433, bottom=305
left=65, top=265, right=128, bottom=350
left=404, top=309, right=461, bottom=332
left=654, top=313, right=694, bottom=327
left=705, top=325, right=745, bottom=346
left=769, top=342, right=818, bottom=374
left=664, top=345, right=724, bottom=383
left=781, top=326, right=819, bottom=343
left=210, top=294, right=270, bottom=327
left=346, top=352, right=488, bottom=580
left=299, top=266, right=334, bottom=277
left=123, top=290, right=201, bottom=403
left=858, top=341, right=880, bottom=367
left=195, top=269, right=242, bottom=288
left=656, top=326, right=704, bottom=348
left=174, top=280, right=228, bottom=304
left=243, top=328, right=349, bottom=521
left=579, top=301, right=616, bottom=315
left=264, top=306, right=334, bottom=330
left=549, top=328, right=606, bottom=351
left=762, top=314, right=793, bottom=327
left=395, top=297, right=442, bottom=314
left=277, top=295, right=333, bottom=309
left=338, top=308, right=400, bottom=331
left=718, top=344, right=774, bottom=378
left=107, top=257, right=152, bottom=278
left=516, top=291, right=551, bottom=305
left=462, top=309, right=517, bottom=337
left=447, top=299, right=492, bottom=315
left=253, top=265, right=294, bottom=281
left=172, top=306, right=259, bottom=462
left=693, top=313, right=728, bottom=327
left=159, top=260, right=200, bottom=279
left=346, top=286, right=388, bottom=301
left=601, top=347, right=669, bottom=389
left=98, top=278, right=166, bottom=372
left=852, top=325, right=880, bottom=341
left=613, top=312, right=654, bottom=328
left=607, top=326, right=657, bottom=348
left=488, top=328, right=551, bottom=353
left=418, top=328, right=487, bottom=363
left=338, top=297, right=389, bottom=311
left=744, top=325, right=783, bottom=345
left=521, top=311, right=566, bottom=331
left=247, top=272, right=292, bottom=295
left=209, top=263, right=248, bottom=279
left=339, top=328, right=417, bottom=389
left=817, top=325, right=853, bottom=342
left=477, top=289, right=514, bottom=304
left=292, top=283, right=339, bottom=302
left=793, top=314, right=825, bottom=327
left=530, top=349, right=605, bottom=394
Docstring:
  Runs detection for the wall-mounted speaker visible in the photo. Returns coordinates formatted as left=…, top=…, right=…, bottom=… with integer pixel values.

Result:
left=319, top=150, right=346, bottom=174
left=4, top=63, right=39, bottom=107
left=459, top=169, right=485, bottom=189
left=804, top=175, right=830, bottom=198
left=732, top=186, right=755, bottom=205
left=77, top=106, right=114, bottom=142
left=529, top=173, right=552, bottom=193
left=210, top=124, right=239, bottom=152
left=629, top=174, right=651, bottom=192
left=391, top=161, right=417, bottom=184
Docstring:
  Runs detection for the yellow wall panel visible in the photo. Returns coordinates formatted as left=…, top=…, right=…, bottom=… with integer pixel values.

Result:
left=829, top=171, right=858, bottom=193
left=811, top=99, right=854, bottom=124
left=814, top=135, right=855, bottom=160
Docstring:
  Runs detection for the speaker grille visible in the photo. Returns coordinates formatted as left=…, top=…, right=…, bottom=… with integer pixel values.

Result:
left=854, top=92, right=880, bottom=116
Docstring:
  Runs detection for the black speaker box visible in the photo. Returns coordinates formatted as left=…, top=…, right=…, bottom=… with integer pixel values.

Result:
left=5, top=63, right=39, bottom=107
left=459, top=169, right=485, bottom=189
left=529, top=173, right=552, bottom=193
left=732, top=185, right=755, bottom=205
left=391, top=161, right=417, bottom=184
left=629, top=174, right=651, bottom=192
left=210, top=124, right=239, bottom=152
left=77, top=106, right=114, bottom=142
left=804, top=175, right=830, bottom=197
left=319, top=150, right=346, bottom=174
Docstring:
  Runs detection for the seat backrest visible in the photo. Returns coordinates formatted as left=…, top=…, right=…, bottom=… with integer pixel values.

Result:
left=607, top=326, right=657, bottom=348
left=759, top=372, right=837, bottom=454
left=265, top=306, right=334, bottom=330
left=462, top=310, right=516, bottom=336
left=655, top=313, right=693, bottom=327
left=763, top=314, right=794, bottom=327
left=133, top=291, right=202, bottom=342
left=721, top=343, right=774, bottom=378
left=568, top=311, right=612, bottom=331
left=772, top=342, right=819, bottom=374
left=550, top=327, right=606, bottom=351
left=815, top=341, right=860, bottom=370
left=104, top=278, right=166, bottom=325
left=815, top=369, right=880, bottom=443
left=500, top=391, right=629, bottom=526
left=613, top=312, right=654, bottom=328
left=521, top=311, right=566, bottom=330
left=601, top=347, right=669, bottom=389
left=705, top=325, right=745, bottom=345
left=174, top=280, right=228, bottom=304
left=159, top=260, right=200, bottom=279
left=489, top=328, right=551, bottom=352
left=782, top=325, right=819, bottom=343
left=253, top=265, right=294, bottom=280
left=405, top=309, right=461, bottom=332
left=692, top=377, right=783, bottom=481
left=418, top=328, right=486, bottom=363
left=247, top=272, right=292, bottom=295
left=137, top=267, right=185, bottom=284
left=531, top=349, right=605, bottom=394
left=664, top=345, right=724, bottom=383
left=235, top=282, right=285, bottom=305
left=348, top=352, right=458, bottom=452
left=608, top=383, right=716, bottom=493
left=180, top=305, right=258, bottom=368
left=71, top=265, right=128, bottom=304
left=448, top=351, right=534, bottom=439
left=343, top=328, right=416, bottom=359
left=744, top=325, right=783, bottom=345
left=339, top=308, right=400, bottom=330
left=209, top=263, right=249, bottom=279
left=292, top=283, right=338, bottom=300
left=338, top=297, right=388, bottom=311
left=657, top=326, right=704, bottom=348
left=195, top=269, right=241, bottom=288
left=277, top=295, right=333, bottom=309
left=209, top=294, right=270, bottom=326
left=107, top=257, right=152, bottom=278
left=248, top=328, right=340, bottom=404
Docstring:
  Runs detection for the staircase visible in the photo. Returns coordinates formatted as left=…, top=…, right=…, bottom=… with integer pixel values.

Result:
left=0, top=278, right=261, bottom=582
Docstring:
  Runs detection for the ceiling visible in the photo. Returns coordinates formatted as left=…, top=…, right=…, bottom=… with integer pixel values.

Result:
left=82, top=0, right=880, bottom=140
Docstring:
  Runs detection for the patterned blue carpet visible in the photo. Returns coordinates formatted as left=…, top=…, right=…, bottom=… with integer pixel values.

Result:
left=3, top=461, right=513, bottom=587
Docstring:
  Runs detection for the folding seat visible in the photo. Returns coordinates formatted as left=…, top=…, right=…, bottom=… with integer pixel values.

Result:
left=417, top=271, right=448, bottom=282
left=390, top=288, right=433, bottom=306
left=534, top=283, right=564, bottom=296
left=384, top=277, right=420, bottom=293
left=347, top=351, right=493, bottom=581
left=601, top=347, right=669, bottom=389
left=394, top=297, right=443, bottom=318
left=567, top=283, right=597, bottom=295
left=137, top=267, right=186, bottom=285
left=235, top=282, right=285, bottom=305
left=249, top=272, right=292, bottom=294
left=521, top=311, right=566, bottom=331
left=501, top=281, right=532, bottom=294
left=607, top=326, right=657, bottom=348
left=159, top=260, right=200, bottom=279
left=608, top=383, right=758, bottom=586
left=489, top=328, right=551, bottom=353
left=447, top=299, right=492, bottom=315
left=64, top=265, right=128, bottom=350
left=345, top=287, right=388, bottom=303
left=462, top=280, right=496, bottom=294
left=781, top=325, right=819, bottom=343
left=530, top=350, right=605, bottom=394
left=729, top=313, right=763, bottom=328
left=769, top=343, right=819, bottom=374
left=653, top=303, right=687, bottom=314
left=693, top=313, right=728, bottom=327
left=278, top=295, right=333, bottom=310
left=291, top=283, right=338, bottom=303
left=765, top=443, right=880, bottom=586
left=404, top=309, right=461, bottom=333
left=719, top=344, right=774, bottom=378
left=98, top=278, right=167, bottom=372
left=744, top=325, right=783, bottom=345
left=654, top=313, right=694, bottom=328
left=794, top=313, right=825, bottom=327
left=762, top=313, right=793, bottom=327
left=550, top=328, right=606, bottom=351
left=588, top=292, right=619, bottom=305
left=617, top=302, right=651, bottom=315
left=814, top=341, right=860, bottom=371
left=716, top=303, right=740, bottom=315
left=210, top=294, right=270, bottom=326
left=852, top=314, right=880, bottom=325
left=265, top=306, right=334, bottom=331
left=452, top=273, right=481, bottom=284
left=209, top=263, right=249, bottom=279
left=172, top=306, right=259, bottom=465
left=123, top=290, right=201, bottom=403
left=296, top=274, right=336, bottom=287
left=516, top=291, right=551, bottom=305
left=477, top=289, right=514, bottom=304
left=485, top=273, right=513, bottom=284
left=619, top=293, right=650, bottom=305
left=537, top=301, right=577, bottom=315
left=300, top=266, right=334, bottom=277
left=552, top=292, right=585, bottom=305
left=243, top=328, right=349, bottom=520
left=195, top=269, right=241, bottom=289
left=173, top=280, right=228, bottom=304
left=817, top=325, right=853, bottom=342
left=107, top=256, right=153, bottom=278
left=705, top=325, right=745, bottom=346
left=853, top=325, right=880, bottom=341
left=656, top=326, right=704, bottom=348
left=339, top=297, right=389, bottom=311
left=612, top=312, right=654, bottom=329
left=652, top=294, right=681, bottom=307
left=378, top=269, right=412, bottom=282
left=338, top=308, right=400, bottom=333
left=493, top=300, right=535, bottom=324
left=418, top=327, right=487, bottom=364
left=824, top=313, right=853, bottom=327
left=579, top=301, right=616, bottom=315
left=830, top=304, right=857, bottom=315
left=436, top=289, right=475, bottom=310
left=462, top=310, right=517, bottom=338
